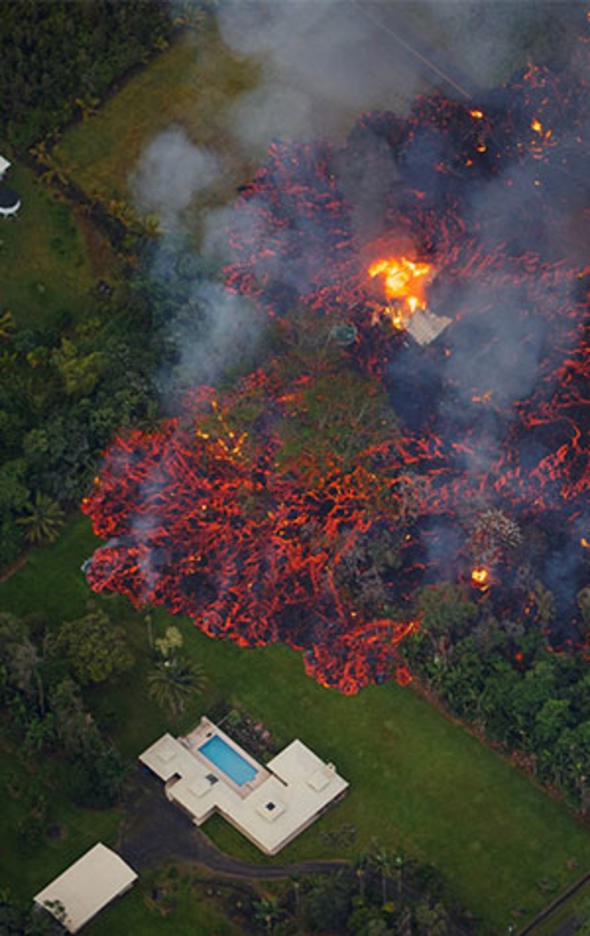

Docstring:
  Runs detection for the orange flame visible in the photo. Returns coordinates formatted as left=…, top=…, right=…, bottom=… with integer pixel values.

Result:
left=471, top=567, right=489, bottom=587
left=531, top=118, right=543, bottom=134
left=581, top=538, right=590, bottom=549
left=368, top=256, right=432, bottom=328
left=469, top=109, right=484, bottom=119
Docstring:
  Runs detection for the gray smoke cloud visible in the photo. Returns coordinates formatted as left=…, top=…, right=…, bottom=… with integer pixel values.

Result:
left=130, top=125, right=220, bottom=228
left=216, top=0, right=433, bottom=147
left=116, top=0, right=587, bottom=624
left=158, top=280, right=263, bottom=407
left=129, top=0, right=585, bottom=437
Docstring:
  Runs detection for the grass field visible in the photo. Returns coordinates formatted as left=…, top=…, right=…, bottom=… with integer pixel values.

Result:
left=0, top=164, right=115, bottom=332
left=86, top=872, right=244, bottom=936
left=526, top=878, right=590, bottom=936
left=1, top=515, right=589, bottom=932
left=51, top=23, right=259, bottom=210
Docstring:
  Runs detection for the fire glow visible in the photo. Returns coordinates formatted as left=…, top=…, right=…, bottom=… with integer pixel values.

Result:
left=82, top=52, right=590, bottom=694
left=471, top=568, right=490, bottom=588
left=368, top=256, right=433, bottom=327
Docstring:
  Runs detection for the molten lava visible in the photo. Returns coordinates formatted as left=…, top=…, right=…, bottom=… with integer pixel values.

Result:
left=368, top=256, right=433, bottom=327
left=82, top=48, right=590, bottom=693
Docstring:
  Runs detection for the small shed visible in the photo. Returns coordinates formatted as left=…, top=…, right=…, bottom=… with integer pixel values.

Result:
left=0, top=155, right=10, bottom=178
left=33, top=843, right=137, bottom=933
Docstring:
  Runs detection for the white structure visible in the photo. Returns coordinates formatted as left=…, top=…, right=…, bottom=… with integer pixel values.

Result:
left=0, top=186, right=20, bottom=219
left=140, top=717, right=349, bottom=856
left=0, top=154, right=21, bottom=218
left=33, top=843, right=137, bottom=933
left=406, top=307, right=452, bottom=346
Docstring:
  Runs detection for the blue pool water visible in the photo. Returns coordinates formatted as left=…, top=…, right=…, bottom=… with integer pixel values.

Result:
left=199, top=735, right=258, bottom=786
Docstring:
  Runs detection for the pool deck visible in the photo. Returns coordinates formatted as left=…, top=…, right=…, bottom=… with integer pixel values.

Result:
left=139, top=716, right=349, bottom=856
left=182, top=718, right=270, bottom=799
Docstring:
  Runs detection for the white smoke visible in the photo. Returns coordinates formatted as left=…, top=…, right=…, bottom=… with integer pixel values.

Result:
left=130, top=125, right=220, bottom=228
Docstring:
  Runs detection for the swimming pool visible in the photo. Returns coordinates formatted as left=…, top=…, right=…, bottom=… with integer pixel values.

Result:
left=199, top=735, right=258, bottom=786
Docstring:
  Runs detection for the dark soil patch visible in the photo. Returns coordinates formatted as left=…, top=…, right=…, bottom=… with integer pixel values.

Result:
left=118, top=768, right=346, bottom=881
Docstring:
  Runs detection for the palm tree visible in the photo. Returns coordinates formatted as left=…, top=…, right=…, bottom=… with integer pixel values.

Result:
left=368, top=842, right=394, bottom=906
left=147, top=656, right=206, bottom=717
left=17, top=493, right=64, bottom=545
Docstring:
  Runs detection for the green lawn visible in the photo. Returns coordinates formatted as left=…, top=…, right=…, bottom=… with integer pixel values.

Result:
left=1, top=515, right=589, bottom=932
left=0, top=165, right=110, bottom=332
left=51, top=23, right=259, bottom=210
left=527, top=878, right=590, bottom=936
left=86, top=873, right=244, bottom=936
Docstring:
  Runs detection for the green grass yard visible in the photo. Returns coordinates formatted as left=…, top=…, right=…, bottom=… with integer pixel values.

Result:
left=0, top=165, right=111, bottom=332
left=1, top=515, right=589, bottom=932
left=51, top=24, right=259, bottom=211
left=85, top=872, right=244, bottom=936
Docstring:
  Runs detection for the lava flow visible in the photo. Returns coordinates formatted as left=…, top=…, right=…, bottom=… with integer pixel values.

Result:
left=82, top=40, right=590, bottom=693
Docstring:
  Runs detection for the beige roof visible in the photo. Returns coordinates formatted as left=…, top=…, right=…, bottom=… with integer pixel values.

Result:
left=140, top=718, right=349, bottom=855
left=33, top=843, right=137, bottom=933
left=406, top=308, right=452, bottom=346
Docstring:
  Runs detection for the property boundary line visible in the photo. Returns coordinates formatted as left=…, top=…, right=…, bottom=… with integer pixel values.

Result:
left=517, top=872, right=590, bottom=935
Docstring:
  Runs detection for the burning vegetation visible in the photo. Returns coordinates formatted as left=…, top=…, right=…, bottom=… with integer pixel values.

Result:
left=82, top=44, right=589, bottom=694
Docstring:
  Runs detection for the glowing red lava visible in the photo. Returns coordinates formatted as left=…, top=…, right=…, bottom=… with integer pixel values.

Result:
left=82, top=53, right=589, bottom=692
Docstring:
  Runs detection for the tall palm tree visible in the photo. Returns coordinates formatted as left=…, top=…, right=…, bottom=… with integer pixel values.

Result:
left=17, top=493, right=64, bottom=545
left=147, top=656, right=206, bottom=717
left=368, top=842, right=394, bottom=907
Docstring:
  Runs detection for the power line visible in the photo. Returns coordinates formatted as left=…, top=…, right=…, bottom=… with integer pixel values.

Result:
left=349, top=0, right=472, bottom=100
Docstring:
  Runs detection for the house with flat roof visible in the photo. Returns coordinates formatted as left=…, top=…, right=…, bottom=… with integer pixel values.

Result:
left=140, top=716, right=349, bottom=855
left=33, top=843, right=137, bottom=933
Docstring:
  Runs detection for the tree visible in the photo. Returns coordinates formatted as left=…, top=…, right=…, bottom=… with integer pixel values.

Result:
left=154, top=625, right=184, bottom=658
left=147, top=656, right=206, bottom=717
left=51, top=338, right=106, bottom=397
left=416, top=584, right=477, bottom=667
left=253, top=896, right=283, bottom=934
left=0, top=459, right=30, bottom=516
left=0, top=613, right=45, bottom=713
left=17, top=492, right=64, bottom=545
left=49, top=677, right=95, bottom=754
left=414, top=898, right=451, bottom=936
left=0, top=887, right=55, bottom=935
left=68, top=737, right=126, bottom=808
left=367, top=843, right=395, bottom=907
left=300, top=872, right=353, bottom=933
left=54, top=606, right=134, bottom=685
